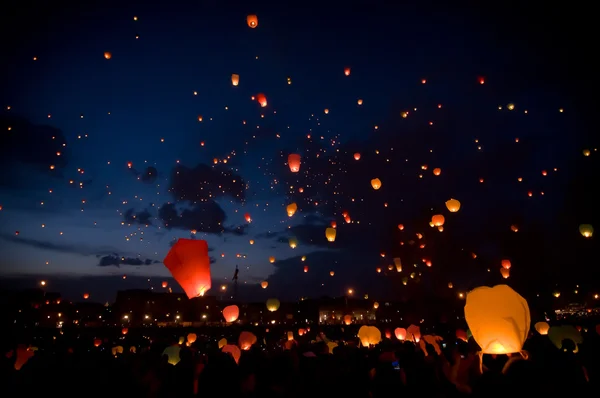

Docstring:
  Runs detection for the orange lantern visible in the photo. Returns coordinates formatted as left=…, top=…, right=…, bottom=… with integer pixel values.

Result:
left=104, top=51, right=112, bottom=59
left=223, top=305, right=240, bottom=322
left=500, top=268, right=510, bottom=279
left=445, top=199, right=461, bottom=212
left=286, top=202, right=297, bottom=217
left=325, top=227, right=336, bottom=242
left=501, top=259, right=511, bottom=269
left=431, top=214, right=445, bottom=226
left=433, top=168, right=441, bottom=176
left=261, top=281, right=268, bottom=289
left=343, top=315, right=352, bottom=325
left=394, top=327, right=406, bottom=340
left=344, top=67, right=351, bottom=76
left=238, top=331, right=257, bottom=350
left=256, top=93, right=267, bottom=107
left=94, top=339, right=102, bottom=347
left=163, top=239, right=212, bottom=298
left=288, top=153, right=301, bottom=172
left=231, top=73, right=239, bottom=86
left=223, top=344, right=241, bottom=363
left=83, top=293, right=90, bottom=299
left=269, top=256, right=275, bottom=263
left=354, top=152, right=361, bottom=160
left=161, top=281, right=168, bottom=288
left=371, top=178, right=382, bottom=190
left=121, top=328, right=128, bottom=335
left=246, top=15, right=258, bottom=28
left=244, top=213, right=252, bottom=222
left=303, top=265, right=308, bottom=272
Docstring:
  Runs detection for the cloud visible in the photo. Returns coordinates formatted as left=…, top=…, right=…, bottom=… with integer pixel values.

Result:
left=124, top=208, right=152, bottom=225
left=96, top=254, right=160, bottom=267
left=139, top=166, right=158, bottom=184
left=0, top=115, right=70, bottom=189
left=0, top=233, right=113, bottom=256
left=156, top=202, right=248, bottom=235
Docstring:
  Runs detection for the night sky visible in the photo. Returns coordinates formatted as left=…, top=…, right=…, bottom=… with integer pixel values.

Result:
left=1, top=1, right=598, bottom=303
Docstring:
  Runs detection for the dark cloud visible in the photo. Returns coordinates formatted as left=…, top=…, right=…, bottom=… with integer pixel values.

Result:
left=169, top=163, right=245, bottom=202
left=157, top=202, right=247, bottom=235
left=0, top=233, right=113, bottom=256
left=0, top=115, right=70, bottom=189
left=139, top=166, right=158, bottom=184
left=97, top=254, right=160, bottom=267
left=124, top=208, right=152, bottom=225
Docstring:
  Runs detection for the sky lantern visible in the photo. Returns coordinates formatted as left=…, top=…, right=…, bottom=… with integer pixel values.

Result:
left=511, top=225, right=519, bottom=232
left=464, top=284, right=530, bottom=354
left=256, top=93, right=267, bottom=107
left=330, top=271, right=335, bottom=276
left=330, top=220, right=336, bottom=228
left=83, top=293, right=89, bottom=299
left=303, top=265, right=308, bottom=272
left=407, top=324, right=421, bottom=342
left=507, top=103, right=515, bottom=110
left=433, top=168, right=441, bottom=176
left=94, top=339, right=102, bottom=347
left=286, top=202, right=297, bottom=216
left=583, top=149, right=591, bottom=156
left=478, top=76, right=485, bottom=84
left=343, top=315, right=352, bottom=325
left=231, top=73, right=239, bottom=86
left=393, top=257, right=402, bottom=272
left=445, top=198, right=461, bottom=212
left=249, top=239, right=255, bottom=245
left=222, top=344, right=241, bottom=364
left=357, top=99, right=363, bottom=105
left=246, top=14, right=258, bottom=28
left=122, top=327, right=128, bottom=335
left=222, top=305, right=240, bottom=322
left=187, top=333, right=197, bottom=344
left=325, top=227, right=336, bottom=242
left=301, top=256, right=306, bottom=261
left=579, top=224, right=593, bottom=238
left=162, top=281, right=168, bottom=288
left=324, top=108, right=329, bottom=114
left=394, top=327, right=406, bottom=340
left=163, top=238, right=212, bottom=299
left=501, top=259, right=511, bottom=269
left=354, top=152, right=361, bottom=160
left=238, top=331, right=257, bottom=350
left=289, top=237, right=298, bottom=248
left=261, top=281, right=268, bottom=289
left=358, top=325, right=382, bottom=347
left=288, top=153, right=301, bottom=172
left=104, top=51, right=112, bottom=59
left=371, top=178, right=381, bottom=190
left=373, top=301, right=379, bottom=309
left=344, top=67, right=351, bottom=76
left=269, top=256, right=275, bottom=263
left=397, top=224, right=404, bottom=230
left=500, top=268, right=510, bottom=279
left=534, top=321, right=550, bottom=335
left=266, top=298, right=280, bottom=312
left=244, top=212, right=251, bottom=222
left=431, top=214, right=445, bottom=226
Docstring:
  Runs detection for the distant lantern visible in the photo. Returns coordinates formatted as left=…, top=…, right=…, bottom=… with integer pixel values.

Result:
left=330, top=271, right=335, bottom=276
left=104, top=51, right=112, bottom=59
left=501, top=259, right=511, bottom=270
left=331, top=221, right=337, bottom=229
left=371, top=178, right=382, bottom=190
left=286, top=203, right=297, bottom=217
left=582, top=149, right=591, bottom=157
left=266, top=298, right=280, bottom=312
left=394, top=327, right=407, bottom=340
left=289, top=238, right=298, bottom=248
left=246, top=14, right=258, bottom=28
left=222, top=305, right=240, bottom=322
left=231, top=73, right=240, bottom=86
left=288, top=153, right=301, bottom=172
left=162, top=281, right=168, bottom=288
left=397, top=224, right=404, bottom=230
left=324, top=108, right=329, bottom=114
left=343, top=315, right=352, bottom=325
left=507, top=103, right=515, bottom=111
left=187, top=333, right=197, bottom=344
left=354, top=152, right=361, bottom=160
left=269, top=256, right=275, bottom=263
left=256, top=93, right=267, bottom=107
left=238, top=331, right=257, bottom=351
left=500, top=268, right=510, bottom=279
left=344, top=67, right=351, bottom=76
left=303, top=265, right=308, bottom=272
left=445, top=198, right=461, bottom=212
left=431, top=214, right=445, bottom=227
left=325, top=227, right=336, bottom=242
left=433, top=168, right=441, bottom=176
left=579, top=224, right=594, bottom=238
left=373, top=301, right=379, bottom=309
left=122, top=328, right=128, bottom=335
left=244, top=213, right=251, bottom=222
left=261, top=281, right=268, bottom=289
left=534, top=321, right=550, bottom=335
left=83, top=293, right=90, bottom=299
left=511, top=224, right=519, bottom=232
left=357, top=99, right=363, bottom=105
left=393, top=257, right=402, bottom=272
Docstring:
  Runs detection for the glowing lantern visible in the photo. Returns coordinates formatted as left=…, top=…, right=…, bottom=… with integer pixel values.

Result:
left=398, top=224, right=404, bottom=230
left=303, top=265, right=308, bottom=272
left=163, top=238, right=212, bottom=298
left=246, top=14, right=258, bottom=28
left=507, top=103, right=515, bottom=110
left=218, top=338, right=227, bottom=349
left=500, top=268, right=510, bottom=279
left=245, top=213, right=251, bottom=222
left=357, top=99, right=363, bottom=105
left=324, top=108, right=329, bottom=114
left=256, top=93, right=267, bottom=107
left=223, top=305, right=240, bottom=322
left=534, top=321, right=550, bottom=335
left=266, top=298, right=280, bottom=312
left=249, top=239, right=255, bottom=245
left=371, top=178, right=382, bottom=190
left=343, top=315, right=352, bottom=325
left=431, top=214, right=445, bottom=226
left=344, top=67, right=351, bottom=76
left=394, top=328, right=406, bottom=340
left=373, top=301, right=379, bottom=309
left=269, top=256, right=275, bottom=263
left=511, top=225, right=519, bottom=232
left=122, top=327, right=128, bottom=335
left=287, top=331, right=294, bottom=341
left=330, top=271, right=335, bottom=276
left=162, top=281, right=168, bottom=288
left=445, top=199, right=461, bottom=212
left=301, top=256, right=306, bottom=261
left=104, top=51, right=112, bottom=59
left=162, top=345, right=181, bottom=365
left=393, top=257, right=402, bottom=272
left=231, top=73, right=239, bottom=86
left=238, top=331, right=257, bottom=350
left=407, top=324, right=421, bottom=342
left=325, top=227, right=336, bottom=242
left=286, top=203, right=297, bottom=216
left=298, top=328, right=305, bottom=336
left=222, top=344, right=241, bottom=363
left=583, top=149, right=591, bottom=156
left=433, top=168, right=441, bottom=176
left=261, top=281, right=268, bottom=289
left=83, top=293, right=89, bottom=299
left=289, top=238, right=298, bottom=248
left=330, top=221, right=337, bottom=228
left=354, top=152, right=361, bottom=160
left=187, top=333, right=197, bottom=344
left=94, top=339, right=102, bottom=347
left=456, top=329, right=468, bottom=342
left=501, top=259, right=511, bottom=269
left=358, top=325, right=382, bottom=347
left=112, top=346, right=124, bottom=356
left=464, top=284, right=530, bottom=354
left=288, top=153, right=301, bottom=172
left=579, top=224, right=593, bottom=238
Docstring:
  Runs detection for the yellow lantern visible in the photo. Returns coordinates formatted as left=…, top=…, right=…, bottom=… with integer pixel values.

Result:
left=445, top=198, right=461, bottom=212
left=286, top=203, right=297, bottom=217
left=582, top=149, right=591, bottom=156
left=231, top=73, right=240, bottom=86
left=218, top=338, right=227, bottom=349
left=325, top=227, right=336, bottom=242
left=579, top=224, right=593, bottom=238
left=464, top=284, right=530, bottom=354
left=431, top=214, right=445, bottom=226
left=358, top=325, right=382, bottom=347
left=534, top=321, right=550, bottom=335
left=288, top=238, right=297, bottom=249
left=266, top=298, right=280, bottom=312
left=261, top=281, right=268, bottom=289
left=371, top=178, right=381, bottom=190
left=393, top=257, right=402, bottom=272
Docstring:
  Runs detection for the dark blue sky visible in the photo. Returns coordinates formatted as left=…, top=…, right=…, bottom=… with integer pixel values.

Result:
left=0, top=1, right=598, bottom=303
